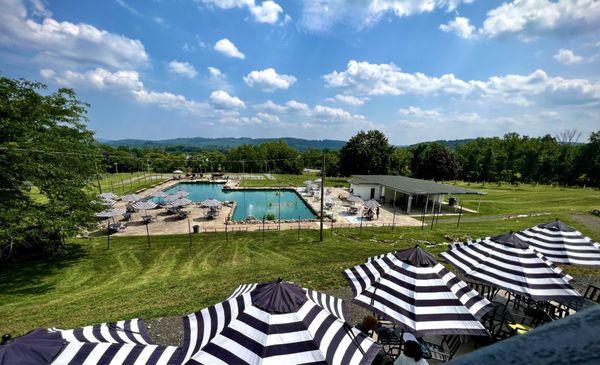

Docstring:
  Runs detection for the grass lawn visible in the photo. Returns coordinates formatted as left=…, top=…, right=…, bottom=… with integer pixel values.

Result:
left=1, top=213, right=599, bottom=336
left=93, top=172, right=169, bottom=196
left=449, top=182, right=600, bottom=216
left=239, top=173, right=349, bottom=188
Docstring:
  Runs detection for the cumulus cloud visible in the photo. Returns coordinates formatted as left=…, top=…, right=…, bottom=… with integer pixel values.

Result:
left=39, top=68, right=143, bottom=92
left=326, top=94, right=367, bottom=105
left=244, top=68, right=297, bottom=91
left=199, top=0, right=285, bottom=24
left=299, top=0, right=475, bottom=32
left=439, top=16, right=476, bottom=39
left=398, top=106, right=442, bottom=117
left=255, top=100, right=287, bottom=112
left=554, top=49, right=584, bottom=65
left=480, top=0, right=600, bottom=39
left=251, top=98, right=367, bottom=123
left=256, top=112, right=281, bottom=123
left=214, top=38, right=245, bottom=59
left=208, top=66, right=223, bottom=79
left=0, top=0, right=149, bottom=69
left=324, top=60, right=600, bottom=106
left=285, top=100, right=309, bottom=112
left=209, top=90, right=246, bottom=109
left=168, top=60, right=198, bottom=78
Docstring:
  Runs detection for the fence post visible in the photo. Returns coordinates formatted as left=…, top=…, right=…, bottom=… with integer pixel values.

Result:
left=145, top=223, right=151, bottom=248
left=297, top=216, right=300, bottom=241
left=392, top=209, right=396, bottom=231
left=225, top=221, right=229, bottom=244
left=188, top=219, right=192, bottom=246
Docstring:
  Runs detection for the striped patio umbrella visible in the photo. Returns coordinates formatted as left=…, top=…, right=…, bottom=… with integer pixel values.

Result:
left=363, top=199, right=381, bottom=209
left=132, top=201, right=158, bottom=211
left=170, top=198, right=192, bottom=208
left=516, top=219, right=600, bottom=266
left=174, top=190, right=189, bottom=198
left=95, top=208, right=126, bottom=218
left=347, top=195, right=363, bottom=204
left=163, top=194, right=179, bottom=202
left=150, top=190, right=168, bottom=198
left=121, top=194, right=141, bottom=202
left=48, top=319, right=182, bottom=365
left=181, top=279, right=381, bottom=365
left=344, top=247, right=493, bottom=337
left=98, top=192, right=118, bottom=200
left=440, top=233, right=581, bottom=301
left=97, top=199, right=116, bottom=206
left=200, top=198, right=221, bottom=208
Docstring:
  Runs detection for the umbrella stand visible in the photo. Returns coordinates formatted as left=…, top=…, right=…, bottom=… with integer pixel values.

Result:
left=188, top=219, right=192, bottom=246
left=145, top=223, right=151, bottom=249
left=106, top=220, right=110, bottom=249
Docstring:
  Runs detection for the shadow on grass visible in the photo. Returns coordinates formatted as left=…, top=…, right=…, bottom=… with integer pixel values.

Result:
left=0, top=243, right=88, bottom=296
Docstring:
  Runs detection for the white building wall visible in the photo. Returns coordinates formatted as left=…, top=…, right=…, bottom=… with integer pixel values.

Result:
left=349, top=183, right=382, bottom=200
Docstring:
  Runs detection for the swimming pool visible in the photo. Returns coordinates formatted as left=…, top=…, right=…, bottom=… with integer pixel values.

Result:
left=154, top=182, right=317, bottom=221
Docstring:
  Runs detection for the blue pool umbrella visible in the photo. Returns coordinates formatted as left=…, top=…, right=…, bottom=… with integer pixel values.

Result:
left=0, top=328, right=64, bottom=365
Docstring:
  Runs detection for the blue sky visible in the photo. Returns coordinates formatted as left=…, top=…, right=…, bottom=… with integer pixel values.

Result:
left=1, top=0, right=599, bottom=144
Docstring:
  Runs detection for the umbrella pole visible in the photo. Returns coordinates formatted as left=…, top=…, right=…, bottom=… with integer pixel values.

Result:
left=146, top=223, right=151, bottom=249
left=188, top=219, right=192, bottom=246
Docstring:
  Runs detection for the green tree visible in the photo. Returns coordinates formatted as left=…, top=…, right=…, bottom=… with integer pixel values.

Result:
left=339, top=130, right=394, bottom=176
left=0, top=76, right=100, bottom=260
left=411, top=143, right=457, bottom=180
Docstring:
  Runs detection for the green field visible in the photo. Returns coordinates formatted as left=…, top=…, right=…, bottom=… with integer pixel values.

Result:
left=1, top=212, right=598, bottom=335
left=454, top=182, right=600, bottom=216
left=239, top=173, right=349, bottom=188
left=93, top=172, right=169, bottom=196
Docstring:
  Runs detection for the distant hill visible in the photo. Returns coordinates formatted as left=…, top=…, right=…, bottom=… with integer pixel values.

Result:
left=101, top=137, right=347, bottom=151
left=407, top=138, right=475, bottom=149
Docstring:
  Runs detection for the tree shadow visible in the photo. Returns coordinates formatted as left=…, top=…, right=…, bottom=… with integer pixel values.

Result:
left=0, top=244, right=88, bottom=296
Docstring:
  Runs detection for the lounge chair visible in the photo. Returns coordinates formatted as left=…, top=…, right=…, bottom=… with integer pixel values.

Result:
left=142, top=215, right=156, bottom=224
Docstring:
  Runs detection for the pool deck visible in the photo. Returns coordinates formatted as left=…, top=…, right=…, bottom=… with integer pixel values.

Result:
left=98, top=177, right=422, bottom=237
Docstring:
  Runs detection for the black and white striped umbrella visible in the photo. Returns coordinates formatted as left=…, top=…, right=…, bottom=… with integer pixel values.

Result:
left=516, top=220, right=600, bottom=266
left=99, top=199, right=116, bottom=206
left=440, top=233, right=581, bottom=301
left=170, top=198, right=192, bottom=208
left=344, top=247, right=492, bottom=337
left=151, top=191, right=168, bottom=199
left=363, top=200, right=380, bottom=209
left=174, top=190, right=189, bottom=198
left=346, top=196, right=363, bottom=204
left=50, top=342, right=181, bottom=365
left=98, top=192, right=118, bottom=200
left=49, top=319, right=152, bottom=345
left=163, top=194, right=179, bottom=202
left=95, top=208, right=126, bottom=218
left=121, top=194, right=141, bottom=202
left=200, top=199, right=221, bottom=208
left=48, top=319, right=182, bottom=365
left=132, top=201, right=158, bottom=211
left=181, top=279, right=381, bottom=365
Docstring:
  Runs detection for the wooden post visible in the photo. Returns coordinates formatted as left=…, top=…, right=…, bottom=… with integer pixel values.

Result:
left=319, top=151, right=325, bottom=242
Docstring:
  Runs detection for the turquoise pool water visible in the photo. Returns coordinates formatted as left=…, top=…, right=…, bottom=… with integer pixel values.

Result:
left=154, top=183, right=316, bottom=221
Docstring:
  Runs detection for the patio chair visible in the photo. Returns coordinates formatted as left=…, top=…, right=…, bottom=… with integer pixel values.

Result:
left=584, top=284, right=600, bottom=303
left=506, top=307, right=553, bottom=336
left=421, top=335, right=462, bottom=362
left=376, top=326, right=403, bottom=359
left=177, top=210, right=189, bottom=219
left=466, top=281, right=500, bottom=301
left=122, top=212, right=132, bottom=221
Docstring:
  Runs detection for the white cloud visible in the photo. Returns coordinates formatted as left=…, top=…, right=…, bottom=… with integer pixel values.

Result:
left=255, top=100, right=287, bottom=112
left=208, top=66, right=223, bottom=79
left=324, top=60, right=600, bottom=106
left=199, top=0, right=285, bottom=24
left=554, top=49, right=584, bottom=65
left=285, top=100, right=309, bottom=112
left=481, top=0, right=600, bottom=39
left=0, top=0, right=149, bottom=69
left=132, top=89, right=206, bottom=114
left=39, top=68, right=143, bottom=91
left=209, top=90, right=246, bottom=109
left=214, top=38, right=245, bottom=59
left=256, top=112, right=281, bottom=123
left=244, top=68, right=297, bottom=91
left=439, top=16, right=476, bottom=39
left=168, top=60, right=198, bottom=78
left=299, top=0, right=475, bottom=32
left=250, top=1, right=283, bottom=24
left=398, top=106, right=442, bottom=117
left=326, top=94, right=367, bottom=105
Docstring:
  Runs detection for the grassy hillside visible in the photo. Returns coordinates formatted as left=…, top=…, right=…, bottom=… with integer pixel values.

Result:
left=1, top=213, right=599, bottom=335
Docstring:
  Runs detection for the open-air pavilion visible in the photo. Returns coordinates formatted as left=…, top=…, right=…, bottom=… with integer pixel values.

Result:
left=349, top=174, right=485, bottom=215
